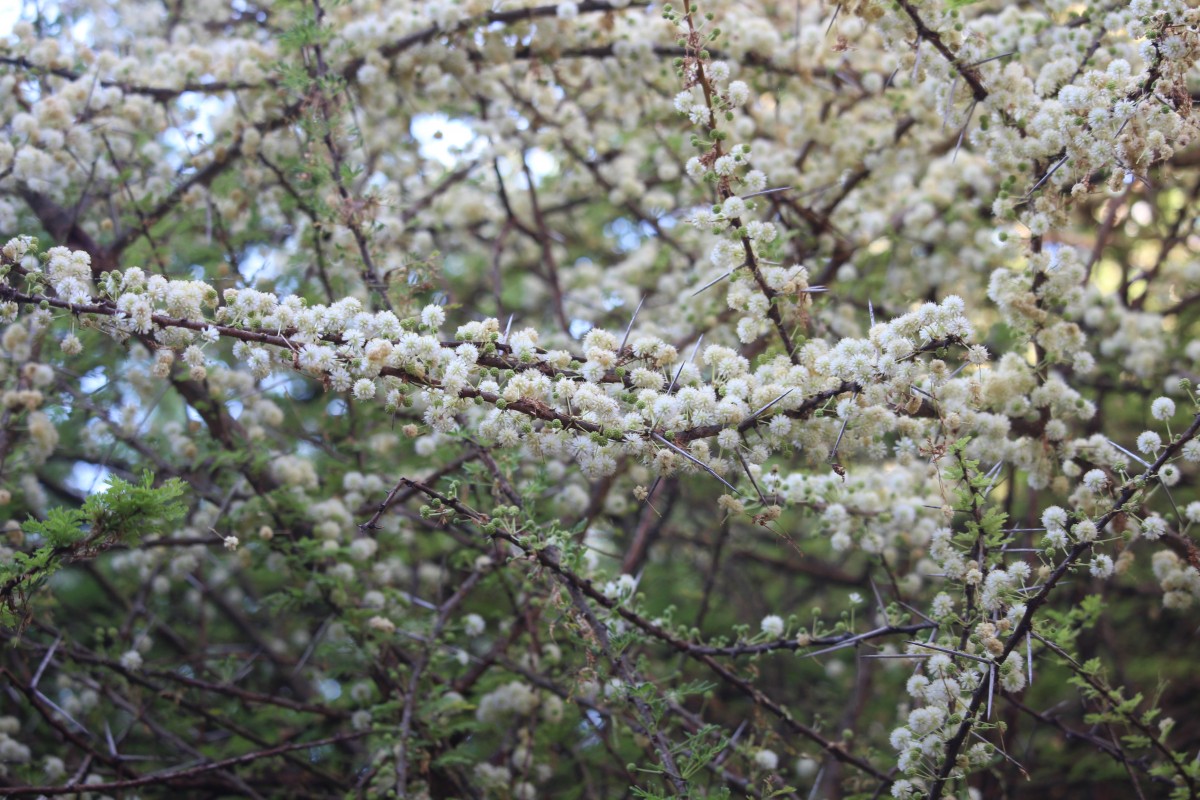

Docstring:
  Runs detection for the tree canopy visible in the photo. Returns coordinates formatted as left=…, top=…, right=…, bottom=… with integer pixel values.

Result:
left=1, top=0, right=1200, bottom=798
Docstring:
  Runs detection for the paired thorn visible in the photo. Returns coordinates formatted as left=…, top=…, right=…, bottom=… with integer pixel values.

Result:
left=652, top=432, right=741, bottom=495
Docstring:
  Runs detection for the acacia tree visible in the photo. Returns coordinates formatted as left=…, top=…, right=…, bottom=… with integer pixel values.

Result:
left=1, top=0, right=1199, bottom=797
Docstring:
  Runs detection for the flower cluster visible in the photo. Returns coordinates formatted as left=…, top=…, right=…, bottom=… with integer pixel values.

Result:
left=3, top=0, right=1200, bottom=797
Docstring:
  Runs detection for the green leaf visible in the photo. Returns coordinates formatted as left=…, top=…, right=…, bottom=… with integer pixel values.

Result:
left=3, top=473, right=190, bottom=631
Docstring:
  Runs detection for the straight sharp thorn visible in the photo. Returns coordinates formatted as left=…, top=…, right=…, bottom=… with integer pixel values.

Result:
left=35, top=689, right=91, bottom=735
left=1114, top=101, right=1143, bottom=137
left=824, top=3, right=841, bottom=36
left=32, top=635, right=61, bottom=689
left=397, top=590, right=438, bottom=611
left=1027, top=631, right=1033, bottom=687
left=862, top=652, right=934, bottom=659
left=665, top=353, right=689, bottom=395
left=619, top=294, right=646, bottom=352
left=807, top=768, right=825, bottom=800
left=980, top=459, right=1004, bottom=491
left=1105, top=438, right=1151, bottom=468
left=905, top=640, right=992, bottom=665
left=631, top=566, right=645, bottom=592
left=653, top=432, right=740, bottom=495
left=1161, top=481, right=1184, bottom=527
left=735, top=448, right=767, bottom=505
left=971, top=728, right=1022, bottom=769
left=741, top=186, right=793, bottom=199
left=987, top=662, right=995, bottom=720
left=827, top=391, right=858, bottom=463
left=667, top=334, right=704, bottom=394
left=1024, top=155, right=1069, bottom=201
left=797, top=638, right=861, bottom=660
left=1016, top=581, right=1072, bottom=594
left=747, top=388, right=794, bottom=422
left=829, top=415, right=851, bottom=463
left=966, top=51, right=1015, bottom=68
left=952, top=99, right=977, bottom=164
left=896, top=599, right=937, bottom=625
left=646, top=475, right=663, bottom=501
left=869, top=578, right=887, bottom=618
left=690, top=269, right=734, bottom=297
left=943, top=75, right=959, bottom=133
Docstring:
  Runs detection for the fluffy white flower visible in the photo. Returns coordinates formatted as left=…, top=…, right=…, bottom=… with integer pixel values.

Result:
left=1041, top=506, right=1068, bottom=531
left=352, top=379, right=376, bottom=400
left=721, top=195, right=747, bottom=219
left=1072, top=520, right=1098, bottom=542
left=753, top=748, right=779, bottom=770
left=728, top=80, right=750, bottom=106
left=1151, top=397, right=1176, bottom=420
left=60, top=333, right=83, bottom=355
left=760, top=614, right=785, bottom=637
left=1160, top=464, right=1181, bottom=487
left=1081, top=469, right=1107, bottom=492
left=464, top=613, right=486, bottom=637
left=1136, top=431, right=1162, bottom=455
left=1141, top=515, right=1168, bottom=540
left=420, top=304, right=446, bottom=329
left=1090, top=554, right=1114, bottom=579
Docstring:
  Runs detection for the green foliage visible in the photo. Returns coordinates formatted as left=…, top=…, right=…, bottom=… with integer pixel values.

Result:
left=5, top=0, right=1200, bottom=795
left=1, top=473, right=187, bottom=630
left=1041, top=594, right=1105, bottom=652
